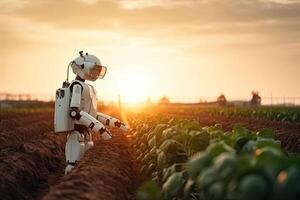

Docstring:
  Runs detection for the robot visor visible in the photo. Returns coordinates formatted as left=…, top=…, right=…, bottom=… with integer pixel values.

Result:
left=90, top=65, right=107, bottom=79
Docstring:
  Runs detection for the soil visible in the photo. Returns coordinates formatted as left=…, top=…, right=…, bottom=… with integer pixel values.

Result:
left=0, top=110, right=141, bottom=200
left=43, top=130, right=140, bottom=200
left=0, top=131, right=65, bottom=200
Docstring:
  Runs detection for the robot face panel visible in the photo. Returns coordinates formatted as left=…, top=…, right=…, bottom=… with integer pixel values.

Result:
left=71, top=54, right=107, bottom=81
left=90, top=65, right=107, bottom=79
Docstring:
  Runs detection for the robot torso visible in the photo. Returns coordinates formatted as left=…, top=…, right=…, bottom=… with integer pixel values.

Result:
left=70, top=80, right=98, bottom=119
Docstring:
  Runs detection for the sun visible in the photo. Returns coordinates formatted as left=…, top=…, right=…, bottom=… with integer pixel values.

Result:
left=115, top=70, right=150, bottom=104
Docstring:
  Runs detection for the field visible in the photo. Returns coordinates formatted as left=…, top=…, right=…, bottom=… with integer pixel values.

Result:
left=0, top=107, right=140, bottom=200
left=0, top=104, right=299, bottom=200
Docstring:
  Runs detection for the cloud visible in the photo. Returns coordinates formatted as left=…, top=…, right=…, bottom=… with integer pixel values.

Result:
left=7, top=0, right=299, bottom=38
left=1, top=0, right=300, bottom=53
left=0, top=0, right=30, bottom=13
left=10, top=0, right=300, bottom=28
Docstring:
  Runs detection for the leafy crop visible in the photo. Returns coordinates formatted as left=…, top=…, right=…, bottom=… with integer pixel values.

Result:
left=207, top=106, right=300, bottom=123
left=131, top=115, right=300, bottom=200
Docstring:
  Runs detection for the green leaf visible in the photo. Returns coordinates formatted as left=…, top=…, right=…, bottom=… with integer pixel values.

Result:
left=197, top=167, right=218, bottom=192
left=183, top=179, right=196, bottom=199
left=213, top=152, right=237, bottom=180
left=186, top=132, right=210, bottom=155
left=207, top=142, right=234, bottom=158
left=148, top=136, right=156, bottom=148
left=162, top=127, right=180, bottom=140
left=276, top=166, right=300, bottom=200
left=207, top=181, right=225, bottom=200
left=137, top=181, right=162, bottom=200
left=234, top=137, right=252, bottom=153
left=257, top=128, right=275, bottom=139
left=162, top=163, right=183, bottom=183
left=162, top=172, right=185, bottom=199
left=232, top=124, right=250, bottom=138
left=182, top=120, right=202, bottom=131
left=187, top=152, right=213, bottom=181
left=241, top=140, right=257, bottom=154
left=149, top=146, right=156, bottom=156
left=255, top=138, right=281, bottom=150
left=159, top=139, right=183, bottom=155
left=238, top=174, right=269, bottom=200
left=157, top=151, right=169, bottom=170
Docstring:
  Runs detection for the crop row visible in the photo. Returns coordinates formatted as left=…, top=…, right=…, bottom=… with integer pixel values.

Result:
left=130, top=115, right=300, bottom=200
left=206, top=106, right=300, bottom=123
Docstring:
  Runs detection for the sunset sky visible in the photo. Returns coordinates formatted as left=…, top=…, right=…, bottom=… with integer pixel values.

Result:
left=1, top=0, right=300, bottom=103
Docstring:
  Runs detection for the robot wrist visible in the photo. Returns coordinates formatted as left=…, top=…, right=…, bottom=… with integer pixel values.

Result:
left=99, top=127, right=108, bottom=134
left=114, top=120, right=123, bottom=128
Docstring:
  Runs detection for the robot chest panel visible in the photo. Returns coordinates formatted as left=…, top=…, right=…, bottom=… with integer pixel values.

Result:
left=80, top=83, right=98, bottom=116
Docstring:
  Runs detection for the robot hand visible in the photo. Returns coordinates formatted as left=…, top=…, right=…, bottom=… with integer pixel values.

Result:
left=96, top=112, right=129, bottom=133
left=70, top=108, right=112, bottom=140
left=114, top=120, right=129, bottom=133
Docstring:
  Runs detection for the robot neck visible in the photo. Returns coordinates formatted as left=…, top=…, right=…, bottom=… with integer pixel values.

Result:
left=75, top=75, right=85, bottom=82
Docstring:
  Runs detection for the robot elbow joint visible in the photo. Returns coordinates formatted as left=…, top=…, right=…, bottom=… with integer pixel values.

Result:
left=69, top=108, right=81, bottom=120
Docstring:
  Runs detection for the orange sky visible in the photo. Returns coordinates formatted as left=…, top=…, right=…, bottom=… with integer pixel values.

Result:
left=1, top=0, right=300, bottom=103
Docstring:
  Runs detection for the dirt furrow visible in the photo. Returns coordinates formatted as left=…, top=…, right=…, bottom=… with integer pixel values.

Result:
left=43, top=130, right=140, bottom=200
left=0, top=120, right=53, bottom=150
left=0, top=132, right=65, bottom=200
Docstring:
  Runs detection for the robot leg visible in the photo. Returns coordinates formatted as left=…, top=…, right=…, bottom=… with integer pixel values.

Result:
left=65, top=130, right=85, bottom=175
left=84, top=131, right=94, bottom=152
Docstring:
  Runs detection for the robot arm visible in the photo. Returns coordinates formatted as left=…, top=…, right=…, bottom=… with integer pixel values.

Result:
left=69, top=84, right=112, bottom=140
left=96, top=112, right=129, bottom=133
left=70, top=110, right=112, bottom=140
left=70, top=84, right=82, bottom=108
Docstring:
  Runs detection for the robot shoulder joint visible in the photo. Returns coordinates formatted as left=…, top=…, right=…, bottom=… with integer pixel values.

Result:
left=70, top=81, right=83, bottom=93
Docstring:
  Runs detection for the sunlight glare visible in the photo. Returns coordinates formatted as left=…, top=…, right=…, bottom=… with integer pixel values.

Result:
left=115, top=70, right=150, bottom=104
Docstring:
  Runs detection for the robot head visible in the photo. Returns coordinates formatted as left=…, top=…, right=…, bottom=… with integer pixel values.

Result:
left=71, top=52, right=107, bottom=81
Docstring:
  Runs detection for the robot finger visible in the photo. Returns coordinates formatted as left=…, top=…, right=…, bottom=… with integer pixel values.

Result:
left=99, top=127, right=112, bottom=140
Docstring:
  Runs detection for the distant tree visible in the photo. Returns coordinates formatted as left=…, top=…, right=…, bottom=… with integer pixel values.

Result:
left=251, top=91, right=261, bottom=105
left=158, top=96, right=170, bottom=104
left=217, top=94, right=227, bottom=106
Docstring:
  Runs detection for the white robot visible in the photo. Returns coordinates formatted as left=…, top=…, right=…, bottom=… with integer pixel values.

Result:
left=54, top=51, right=129, bottom=175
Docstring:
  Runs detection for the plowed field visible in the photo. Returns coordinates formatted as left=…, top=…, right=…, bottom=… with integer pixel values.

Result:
left=1, top=107, right=299, bottom=200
